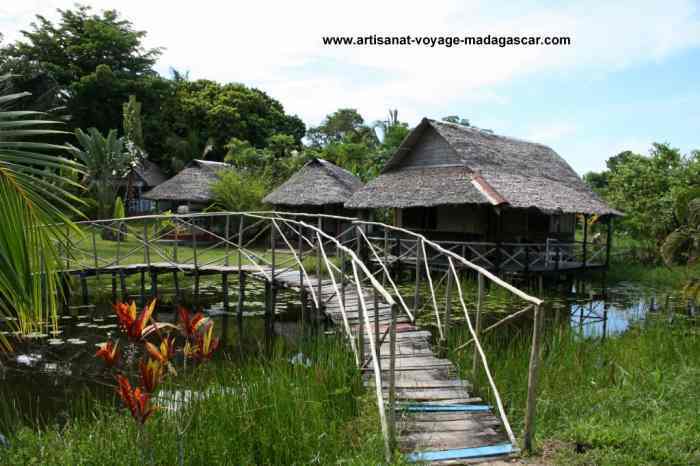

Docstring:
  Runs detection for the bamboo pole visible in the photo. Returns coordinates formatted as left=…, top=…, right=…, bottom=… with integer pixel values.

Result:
left=523, top=304, right=544, bottom=453
left=473, top=272, right=484, bottom=376
left=271, top=220, right=318, bottom=308
left=448, top=258, right=517, bottom=446
left=298, top=223, right=306, bottom=324
left=317, top=233, right=359, bottom=365
left=421, top=240, right=443, bottom=341
left=444, top=267, right=453, bottom=344
left=388, top=302, right=397, bottom=453
left=316, top=217, right=323, bottom=313
left=350, top=261, right=392, bottom=462
left=413, top=238, right=422, bottom=315
left=356, top=227, right=365, bottom=364
left=224, top=214, right=231, bottom=266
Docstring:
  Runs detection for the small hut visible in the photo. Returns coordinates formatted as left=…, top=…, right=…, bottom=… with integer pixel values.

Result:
left=120, top=159, right=167, bottom=213
left=263, top=158, right=363, bottom=235
left=345, top=118, right=622, bottom=272
left=142, top=159, right=230, bottom=212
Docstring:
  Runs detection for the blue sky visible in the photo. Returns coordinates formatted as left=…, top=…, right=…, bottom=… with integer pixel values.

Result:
left=3, top=0, right=699, bottom=175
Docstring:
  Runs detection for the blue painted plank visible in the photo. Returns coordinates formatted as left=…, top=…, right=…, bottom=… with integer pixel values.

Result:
left=399, top=403, right=491, bottom=412
left=407, top=443, right=514, bottom=462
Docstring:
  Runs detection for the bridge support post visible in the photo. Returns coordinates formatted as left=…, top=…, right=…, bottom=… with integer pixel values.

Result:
left=413, top=238, right=422, bottom=317
left=139, top=269, right=146, bottom=307
left=388, top=302, right=397, bottom=454
left=523, top=304, right=543, bottom=453
left=222, top=272, right=230, bottom=345
left=119, top=270, right=127, bottom=300
left=298, top=221, right=306, bottom=327
left=473, top=272, right=484, bottom=377
left=111, top=271, right=117, bottom=303
left=150, top=269, right=158, bottom=298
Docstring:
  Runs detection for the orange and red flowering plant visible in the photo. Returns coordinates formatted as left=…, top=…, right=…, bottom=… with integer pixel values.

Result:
left=184, top=324, right=219, bottom=362
left=177, top=306, right=208, bottom=338
left=116, top=374, right=157, bottom=425
left=139, top=359, right=163, bottom=393
left=114, top=300, right=157, bottom=342
left=95, top=339, right=120, bottom=367
left=145, top=335, right=176, bottom=364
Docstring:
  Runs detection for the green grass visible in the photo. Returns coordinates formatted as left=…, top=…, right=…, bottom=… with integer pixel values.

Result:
left=607, top=261, right=699, bottom=288
left=447, top=320, right=700, bottom=465
left=1, top=337, right=394, bottom=465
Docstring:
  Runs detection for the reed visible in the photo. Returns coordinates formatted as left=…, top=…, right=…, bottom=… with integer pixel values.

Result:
left=447, top=318, right=700, bottom=465
left=0, top=336, right=390, bottom=465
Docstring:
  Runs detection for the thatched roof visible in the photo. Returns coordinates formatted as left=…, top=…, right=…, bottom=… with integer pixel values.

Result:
left=142, top=160, right=230, bottom=203
left=346, top=118, right=621, bottom=216
left=263, top=158, right=363, bottom=206
left=133, top=159, right=167, bottom=187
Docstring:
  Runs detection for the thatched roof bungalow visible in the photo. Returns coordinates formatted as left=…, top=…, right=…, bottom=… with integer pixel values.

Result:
left=346, top=118, right=621, bottom=270
left=263, top=158, right=363, bottom=235
left=143, top=159, right=230, bottom=211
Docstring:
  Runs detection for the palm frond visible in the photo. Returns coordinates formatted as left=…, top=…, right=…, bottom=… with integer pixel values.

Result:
left=0, top=75, right=84, bottom=351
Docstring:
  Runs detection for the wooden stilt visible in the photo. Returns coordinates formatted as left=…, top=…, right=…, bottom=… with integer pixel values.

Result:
left=388, top=302, right=397, bottom=454
left=413, top=238, right=423, bottom=316
left=119, top=269, right=127, bottom=300
left=139, top=269, right=146, bottom=307
left=523, top=304, right=543, bottom=453
left=473, top=272, right=484, bottom=377
left=444, top=267, right=453, bottom=347
left=298, top=222, right=306, bottom=325
left=80, top=273, right=88, bottom=305
left=111, top=271, right=117, bottom=302
left=150, top=269, right=158, bottom=298
left=222, top=272, right=230, bottom=346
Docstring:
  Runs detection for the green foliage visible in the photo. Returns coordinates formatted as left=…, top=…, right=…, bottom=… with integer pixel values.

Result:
left=113, top=196, right=125, bottom=219
left=67, top=127, right=130, bottom=219
left=122, top=95, right=144, bottom=149
left=211, top=170, right=269, bottom=212
left=448, top=321, right=700, bottom=465
left=307, top=108, right=378, bottom=148
left=1, top=338, right=387, bottom=465
left=442, top=115, right=470, bottom=126
left=586, top=145, right=700, bottom=262
left=0, top=75, right=83, bottom=350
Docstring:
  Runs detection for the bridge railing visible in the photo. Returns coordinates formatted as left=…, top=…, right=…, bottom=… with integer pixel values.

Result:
left=56, top=211, right=548, bottom=455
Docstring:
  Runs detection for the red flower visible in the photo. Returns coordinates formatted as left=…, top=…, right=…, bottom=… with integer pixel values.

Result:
left=145, top=335, right=176, bottom=364
left=95, top=339, right=120, bottom=367
left=177, top=306, right=208, bottom=338
left=185, top=324, right=219, bottom=362
left=139, top=359, right=163, bottom=393
left=116, top=374, right=156, bottom=425
left=113, top=300, right=157, bottom=342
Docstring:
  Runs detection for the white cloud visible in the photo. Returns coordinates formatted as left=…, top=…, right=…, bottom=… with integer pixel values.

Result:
left=2, top=0, right=700, bottom=128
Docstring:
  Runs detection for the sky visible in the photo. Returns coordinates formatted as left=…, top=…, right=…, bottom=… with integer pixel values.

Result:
left=2, top=0, right=700, bottom=175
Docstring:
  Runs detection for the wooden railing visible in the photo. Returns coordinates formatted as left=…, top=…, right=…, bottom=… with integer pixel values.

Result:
left=56, top=211, right=548, bottom=457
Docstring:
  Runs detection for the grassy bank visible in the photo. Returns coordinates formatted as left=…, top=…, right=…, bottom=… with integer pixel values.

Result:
left=607, top=261, right=699, bottom=289
left=1, top=337, right=389, bottom=465
left=448, top=319, right=700, bottom=465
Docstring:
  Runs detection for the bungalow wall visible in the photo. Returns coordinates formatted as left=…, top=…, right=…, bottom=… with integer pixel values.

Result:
left=395, top=205, right=575, bottom=243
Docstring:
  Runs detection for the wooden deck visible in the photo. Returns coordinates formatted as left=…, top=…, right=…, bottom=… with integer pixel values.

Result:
left=270, top=267, right=516, bottom=464
left=68, top=261, right=515, bottom=463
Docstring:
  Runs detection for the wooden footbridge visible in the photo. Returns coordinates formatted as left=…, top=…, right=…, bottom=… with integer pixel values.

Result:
left=56, top=212, right=545, bottom=464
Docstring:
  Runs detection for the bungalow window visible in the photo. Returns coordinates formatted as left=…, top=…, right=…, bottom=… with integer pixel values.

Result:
left=402, top=207, right=437, bottom=230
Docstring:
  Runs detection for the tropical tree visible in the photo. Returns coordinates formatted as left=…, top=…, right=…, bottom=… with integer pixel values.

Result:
left=0, top=74, right=83, bottom=350
left=68, top=127, right=130, bottom=219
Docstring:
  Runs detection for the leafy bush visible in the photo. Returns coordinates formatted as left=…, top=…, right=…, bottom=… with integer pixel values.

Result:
left=211, top=170, right=268, bottom=212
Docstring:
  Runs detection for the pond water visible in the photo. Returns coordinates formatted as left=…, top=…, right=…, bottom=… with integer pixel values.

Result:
left=0, top=273, right=685, bottom=431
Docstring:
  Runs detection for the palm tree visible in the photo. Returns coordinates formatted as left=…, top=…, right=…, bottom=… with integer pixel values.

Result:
left=0, top=75, right=83, bottom=350
left=661, top=195, right=700, bottom=306
left=68, top=127, right=129, bottom=219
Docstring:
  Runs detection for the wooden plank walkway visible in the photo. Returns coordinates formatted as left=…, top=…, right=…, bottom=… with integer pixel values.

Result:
left=270, top=268, right=515, bottom=464
left=65, top=262, right=515, bottom=463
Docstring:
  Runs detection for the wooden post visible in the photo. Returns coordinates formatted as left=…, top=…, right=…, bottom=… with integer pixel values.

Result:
left=173, top=220, right=179, bottom=263
left=222, top=272, right=230, bottom=313
left=473, top=272, right=484, bottom=376
left=388, top=302, right=397, bottom=453
left=191, top=218, right=198, bottom=268
left=316, top=217, right=323, bottom=314
left=605, top=217, right=613, bottom=267
left=80, top=272, right=88, bottom=305
left=91, top=225, right=99, bottom=281
left=523, top=304, right=544, bottom=453
left=413, top=238, right=423, bottom=316
left=298, top=224, right=306, bottom=324
left=373, top=288, right=380, bottom=361
left=116, top=221, right=122, bottom=265
left=119, top=270, right=127, bottom=299
left=382, top=229, right=389, bottom=287
left=355, top=227, right=364, bottom=364
left=237, top=216, right=245, bottom=325
left=143, top=220, right=150, bottom=266
left=582, top=214, right=589, bottom=269
left=524, top=244, right=530, bottom=274
left=444, top=267, right=453, bottom=344
left=224, top=215, right=230, bottom=267
left=111, top=271, right=117, bottom=302
left=139, top=269, right=146, bottom=307
left=395, top=236, right=402, bottom=279
left=150, top=269, right=158, bottom=298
